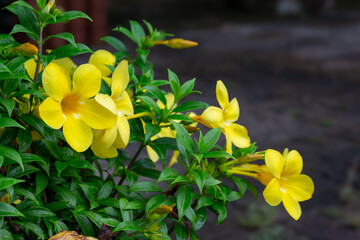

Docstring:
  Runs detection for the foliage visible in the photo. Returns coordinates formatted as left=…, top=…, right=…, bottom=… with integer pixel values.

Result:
left=0, top=1, right=314, bottom=239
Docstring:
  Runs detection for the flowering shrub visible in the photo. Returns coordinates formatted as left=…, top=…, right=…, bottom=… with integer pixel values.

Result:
left=0, top=1, right=314, bottom=239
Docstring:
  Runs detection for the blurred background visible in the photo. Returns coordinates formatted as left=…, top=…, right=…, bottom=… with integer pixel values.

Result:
left=2, top=0, right=360, bottom=239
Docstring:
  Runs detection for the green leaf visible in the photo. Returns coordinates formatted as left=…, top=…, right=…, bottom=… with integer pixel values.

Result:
left=20, top=153, right=46, bottom=165
left=9, top=24, right=37, bottom=39
left=113, top=221, right=141, bottom=232
left=36, top=0, right=47, bottom=11
left=15, top=188, right=39, bottom=205
left=176, top=185, right=192, bottom=220
left=210, top=202, right=227, bottom=224
left=179, top=78, right=196, bottom=99
left=193, top=207, right=207, bottom=231
left=45, top=201, right=69, bottom=212
left=57, top=11, right=92, bottom=22
left=101, top=36, right=128, bottom=55
left=144, top=123, right=161, bottom=142
left=201, top=128, right=221, bottom=153
left=173, top=101, right=209, bottom=112
left=100, top=218, right=121, bottom=227
left=124, top=200, right=146, bottom=210
left=166, top=114, right=192, bottom=122
left=184, top=207, right=196, bottom=225
left=138, top=95, right=161, bottom=114
left=97, top=181, right=114, bottom=200
left=19, top=114, right=44, bottom=136
left=145, top=194, right=167, bottom=212
left=51, top=185, right=76, bottom=207
left=49, top=43, right=92, bottom=59
left=174, top=223, right=187, bottom=240
left=203, top=151, right=234, bottom=159
left=43, top=140, right=61, bottom=159
left=72, top=212, right=94, bottom=237
left=35, top=172, right=48, bottom=196
left=22, top=206, right=55, bottom=217
left=83, top=211, right=103, bottom=229
left=230, top=176, right=257, bottom=199
left=13, top=221, right=44, bottom=240
left=171, top=175, right=189, bottom=185
left=129, top=182, right=162, bottom=192
left=0, top=202, right=24, bottom=217
left=204, top=177, right=221, bottom=187
left=119, top=198, right=133, bottom=222
left=142, top=85, right=167, bottom=106
left=0, top=144, right=23, bottom=171
left=0, top=178, right=24, bottom=191
left=130, top=20, right=145, bottom=46
left=7, top=165, right=39, bottom=178
left=17, top=4, right=40, bottom=41
left=113, top=26, right=136, bottom=43
left=43, top=32, right=76, bottom=46
left=55, top=161, right=67, bottom=176
left=0, top=229, right=13, bottom=240
left=17, top=128, right=32, bottom=152
left=196, top=196, right=213, bottom=210
left=168, top=69, right=180, bottom=99
left=68, top=159, right=97, bottom=171
left=0, top=118, right=24, bottom=129
left=157, top=168, right=179, bottom=183
left=172, top=122, right=194, bottom=154
left=189, top=169, right=205, bottom=194
left=0, top=99, right=15, bottom=117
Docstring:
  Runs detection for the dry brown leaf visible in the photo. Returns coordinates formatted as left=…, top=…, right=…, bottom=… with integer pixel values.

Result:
left=48, top=230, right=98, bottom=240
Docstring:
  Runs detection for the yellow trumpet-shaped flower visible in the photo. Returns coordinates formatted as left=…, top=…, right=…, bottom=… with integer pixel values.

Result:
left=89, top=49, right=116, bottom=86
left=259, top=149, right=314, bottom=220
left=39, top=63, right=117, bottom=152
left=194, top=80, right=250, bottom=154
left=25, top=57, right=75, bottom=80
left=91, top=60, right=134, bottom=158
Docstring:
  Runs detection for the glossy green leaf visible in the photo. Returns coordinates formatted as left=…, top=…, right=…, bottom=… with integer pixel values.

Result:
left=0, top=178, right=24, bottom=191
left=174, top=223, right=187, bottom=240
left=17, top=4, right=39, bottom=41
left=190, top=169, right=205, bottom=194
left=144, top=123, right=161, bottom=143
left=57, top=11, right=92, bottom=22
left=130, top=20, right=145, bottom=46
left=101, top=36, right=128, bottom=55
left=19, top=114, right=44, bottom=136
left=22, top=206, right=55, bottom=217
left=196, top=196, right=214, bottom=210
left=142, top=85, right=167, bottom=106
left=68, top=159, right=97, bottom=171
left=0, top=99, right=15, bottom=117
left=193, top=207, right=207, bottom=231
left=176, top=185, right=192, bottom=220
left=173, top=101, right=209, bottom=113
left=172, top=121, right=194, bottom=154
left=9, top=24, right=37, bottom=39
left=203, top=151, right=234, bottom=159
left=97, top=181, right=114, bottom=200
left=129, top=182, right=162, bottom=192
left=0, top=202, right=24, bottom=217
left=138, top=95, right=161, bottom=114
left=13, top=221, right=44, bottom=240
left=17, top=128, right=32, bottom=152
left=43, top=32, right=76, bottom=46
left=145, top=194, right=167, bottom=212
left=157, top=168, right=179, bottom=183
left=49, top=43, right=92, bottom=59
left=72, top=212, right=94, bottom=237
left=0, top=144, right=23, bottom=171
left=35, top=172, right=48, bottom=196
left=202, top=128, right=221, bottom=153
left=0, top=229, right=13, bottom=240
left=168, top=69, right=180, bottom=99
left=0, top=118, right=24, bottom=129
left=113, top=221, right=141, bottom=232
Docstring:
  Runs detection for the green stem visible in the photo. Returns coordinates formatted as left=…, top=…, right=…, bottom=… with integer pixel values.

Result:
left=33, top=27, right=43, bottom=84
left=118, top=143, right=146, bottom=185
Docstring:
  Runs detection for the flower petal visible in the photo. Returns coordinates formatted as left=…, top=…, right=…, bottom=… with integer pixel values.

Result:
left=63, top=117, right=92, bottom=152
left=71, top=64, right=102, bottom=99
left=78, top=99, right=117, bottom=129
left=42, top=63, right=71, bottom=101
left=101, top=125, right=117, bottom=148
left=283, top=150, right=303, bottom=177
left=282, top=174, right=314, bottom=202
left=147, top=146, right=159, bottom=162
left=95, top=93, right=117, bottom=114
left=265, top=149, right=285, bottom=179
left=223, top=98, right=239, bottom=123
left=158, top=93, right=175, bottom=110
left=282, top=192, right=302, bottom=220
left=91, top=132, right=118, bottom=158
left=263, top=178, right=282, bottom=206
left=39, top=97, right=66, bottom=129
left=89, top=50, right=116, bottom=77
left=24, top=59, right=37, bottom=80
left=201, top=106, right=224, bottom=128
left=113, top=91, right=134, bottom=116
left=115, top=115, right=130, bottom=148
left=223, top=123, right=251, bottom=148
left=111, top=60, right=129, bottom=98
left=225, top=134, right=233, bottom=155
left=216, top=80, right=229, bottom=110
left=53, top=57, right=75, bottom=75
left=168, top=151, right=179, bottom=167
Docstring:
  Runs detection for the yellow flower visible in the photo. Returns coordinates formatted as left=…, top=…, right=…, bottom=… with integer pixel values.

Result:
left=195, top=80, right=250, bottom=154
left=90, top=60, right=134, bottom=158
left=89, top=49, right=116, bottom=86
left=39, top=63, right=117, bottom=152
left=25, top=57, right=75, bottom=80
left=260, top=149, right=314, bottom=220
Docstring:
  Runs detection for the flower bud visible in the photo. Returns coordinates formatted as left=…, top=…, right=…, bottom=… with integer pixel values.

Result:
left=153, top=38, right=198, bottom=49
left=11, top=43, right=38, bottom=56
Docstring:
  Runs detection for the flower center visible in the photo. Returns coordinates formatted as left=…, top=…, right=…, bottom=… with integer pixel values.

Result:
left=61, top=94, right=82, bottom=118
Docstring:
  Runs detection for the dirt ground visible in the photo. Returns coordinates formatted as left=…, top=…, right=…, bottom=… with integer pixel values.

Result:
left=142, top=17, right=360, bottom=240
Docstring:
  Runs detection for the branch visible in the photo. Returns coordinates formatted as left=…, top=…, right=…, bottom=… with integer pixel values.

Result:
left=118, top=144, right=146, bottom=185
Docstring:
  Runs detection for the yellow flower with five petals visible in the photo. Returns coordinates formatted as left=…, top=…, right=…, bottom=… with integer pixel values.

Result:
left=90, top=60, right=134, bottom=158
left=259, top=149, right=314, bottom=220
left=39, top=63, right=117, bottom=152
left=194, top=80, right=250, bottom=154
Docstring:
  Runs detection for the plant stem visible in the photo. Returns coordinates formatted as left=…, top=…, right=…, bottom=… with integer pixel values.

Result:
left=118, top=144, right=146, bottom=185
left=33, top=27, right=43, bottom=84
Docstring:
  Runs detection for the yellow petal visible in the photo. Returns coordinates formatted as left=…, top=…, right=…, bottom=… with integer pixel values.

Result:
left=71, top=64, right=102, bottom=99
left=63, top=117, right=92, bottom=152
left=159, top=126, right=176, bottom=138
left=103, top=76, right=112, bottom=86
left=53, top=57, right=75, bottom=75
left=225, top=134, right=233, bottom=155
left=42, top=63, right=71, bottom=101
left=283, top=150, right=303, bottom=177
left=111, top=60, right=129, bottom=98
left=263, top=178, right=282, bottom=206
left=168, top=151, right=179, bottom=167
left=95, top=93, right=117, bottom=115
left=282, top=174, right=314, bottom=202
left=115, top=115, right=130, bottom=148
left=89, top=49, right=116, bottom=77
left=282, top=192, right=302, bottom=220
left=223, top=123, right=251, bottom=148
left=113, top=91, right=134, bottom=116
left=24, top=59, right=37, bottom=80
left=216, top=80, right=229, bottom=110
left=223, top=98, right=239, bottom=123
left=201, top=106, right=224, bottom=128
left=158, top=93, right=175, bottom=110
left=265, top=149, right=285, bottom=179
left=147, top=146, right=159, bottom=162
left=78, top=99, right=117, bottom=129
left=91, top=132, right=118, bottom=158
left=101, top=125, right=117, bottom=148
left=39, top=97, right=65, bottom=129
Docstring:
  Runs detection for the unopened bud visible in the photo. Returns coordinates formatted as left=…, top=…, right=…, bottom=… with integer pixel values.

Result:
left=19, top=100, right=31, bottom=114
left=152, top=204, right=175, bottom=215
left=11, top=43, right=38, bottom=56
left=153, top=38, right=198, bottom=49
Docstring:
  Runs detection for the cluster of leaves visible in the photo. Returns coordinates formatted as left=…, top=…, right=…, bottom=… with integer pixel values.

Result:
left=0, top=1, right=258, bottom=240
